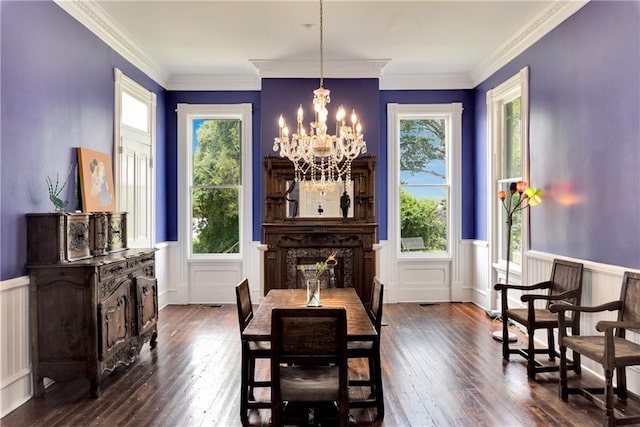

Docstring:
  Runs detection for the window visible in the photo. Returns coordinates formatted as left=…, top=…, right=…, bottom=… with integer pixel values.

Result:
left=177, top=104, right=252, bottom=257
left=388, top=103, right=462, bottom=258
left=399, top=117, right=448, bottom=253
left=488, top=67, right=529, bottom=270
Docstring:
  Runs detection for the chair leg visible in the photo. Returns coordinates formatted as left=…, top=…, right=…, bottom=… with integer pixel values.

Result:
left=373, top=351, right=384, bottom=418
left=559, top=345, right=569, bottom=401
left=605, top=369, right=615, bottom=427
left=527, top=326, right=536, bottom=380
left=547, top=328, right=556, bottom=361
left=502, top=314, right=510, bottom=360
left=616, top=366, right=628, bottom=400
left=248, top=356, right=256, bottom=400
left=240, top=345, right=249, bottom=421
left=271, top=400, right=282, bottom=427
left=572, top=349, right=582, bottom=375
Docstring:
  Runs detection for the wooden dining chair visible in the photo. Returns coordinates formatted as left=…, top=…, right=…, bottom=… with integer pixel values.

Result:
left=494, top=259, right=584, bottom=379
left=235, top=279, right=270, bottom=423
left=271, top=307, right=349, bottom=427
left=348, top=277, right=384, bottom=418
left=550, top=271, right=640, bottom=426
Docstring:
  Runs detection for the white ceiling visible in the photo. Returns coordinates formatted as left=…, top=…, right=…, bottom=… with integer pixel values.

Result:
left=57, top=1, right=588, bottom=89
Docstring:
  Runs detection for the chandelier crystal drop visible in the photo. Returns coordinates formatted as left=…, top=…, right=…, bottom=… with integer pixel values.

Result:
left=273, top=0, right=366, bottom=193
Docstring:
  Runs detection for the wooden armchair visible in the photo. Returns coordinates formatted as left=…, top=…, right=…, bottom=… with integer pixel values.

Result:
left=494, top=259, right=584, bottom=379
left=235, top=279, right=270, bottom=422
left=271, top=307, right=349, bottom=427
left=550, top=271, right=640, bottom=427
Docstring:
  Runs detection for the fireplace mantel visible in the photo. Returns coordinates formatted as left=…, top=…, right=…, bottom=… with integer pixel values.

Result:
left=262, top=156, right=377, bottom=301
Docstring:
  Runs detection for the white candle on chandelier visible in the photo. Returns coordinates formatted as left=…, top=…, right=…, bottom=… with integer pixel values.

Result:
left=278, top=115, right=285, bottom=139
left=336, top=106, right=345, bottom=134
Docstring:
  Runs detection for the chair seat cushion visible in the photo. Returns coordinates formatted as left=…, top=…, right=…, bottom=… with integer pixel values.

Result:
left=563, top=335, right=640, bottom=366
left=280, top=366, right=340, bottom=402
left=506, top=308, right=566, bottom=328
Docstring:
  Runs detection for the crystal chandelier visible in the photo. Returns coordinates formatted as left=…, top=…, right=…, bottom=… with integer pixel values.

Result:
left=273, top=0, right=366, bottom=193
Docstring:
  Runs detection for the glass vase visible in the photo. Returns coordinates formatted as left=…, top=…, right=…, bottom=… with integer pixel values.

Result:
left=306, top=279, right=321, bottom=307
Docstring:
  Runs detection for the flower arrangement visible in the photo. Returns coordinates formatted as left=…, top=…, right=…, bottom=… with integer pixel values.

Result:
left=497, top=181, right=542, bottom=284
left=298, top=251, right=338, bottom=306
left=497, top=181, right=542, bottom=227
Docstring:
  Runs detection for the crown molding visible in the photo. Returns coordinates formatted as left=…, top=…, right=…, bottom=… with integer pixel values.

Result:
left=380, top=73, right=474, bottom=90
left=469, top=0, right=589, bottom=86
left=55, top=0, right=588, bottom=92
left=54, top=0, right=170, bottom=88
left=166, top=74, right=262, bottom=91
left=250, top=59, right=389, bottom=79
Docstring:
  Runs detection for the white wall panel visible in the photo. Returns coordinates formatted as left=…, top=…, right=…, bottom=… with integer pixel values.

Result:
left=1, top=276, right=31, bottom=418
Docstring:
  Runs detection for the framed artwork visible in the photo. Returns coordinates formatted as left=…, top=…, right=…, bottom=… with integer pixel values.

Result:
left=77, top=147, right=116, bottom=212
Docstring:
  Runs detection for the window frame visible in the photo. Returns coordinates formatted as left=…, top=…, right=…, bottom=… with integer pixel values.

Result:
left=487, top=67, right=530, bottom=278
left=177, top=103, right=252, bottom=260
left=387, top=103, right=462, bottom=260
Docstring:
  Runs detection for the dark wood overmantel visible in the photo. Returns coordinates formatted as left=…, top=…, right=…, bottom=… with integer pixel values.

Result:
left=262, top=156, right=377, bottom=302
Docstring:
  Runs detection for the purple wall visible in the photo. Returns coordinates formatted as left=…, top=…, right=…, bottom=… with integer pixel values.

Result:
left=474, top=1, right=639, bottom=268
left=0, top=0, right=166, bottom=280
left=164, top=91, right=261, bottom=242
left=1, top=0, right=638, bottom=280
left=260, top=78, right=380, bottom=239
left=378, top=90, right=476, bottom=240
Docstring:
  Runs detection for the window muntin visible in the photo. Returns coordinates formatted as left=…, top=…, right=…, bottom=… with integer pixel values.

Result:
left=399, top=117, right=449, bottom=254
left=190, top=118, right=242, bottom=255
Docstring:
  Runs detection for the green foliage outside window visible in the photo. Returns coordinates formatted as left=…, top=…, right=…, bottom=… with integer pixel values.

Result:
left=400, top=190, right=447, bottom=252
left=399, top=118, right=448, bottom=253
left=192, top=119, right=241, bottom=254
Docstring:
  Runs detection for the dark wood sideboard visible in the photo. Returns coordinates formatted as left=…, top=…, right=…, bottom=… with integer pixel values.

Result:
left=262, top=156, right=377, bottom=302
left=26, top=213, right=158, bottom=397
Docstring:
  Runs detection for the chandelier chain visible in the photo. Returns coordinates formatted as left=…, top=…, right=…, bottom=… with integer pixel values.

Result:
left=319, top=0, right=324, bottom=87
left=273, top=0, right=366, bottom=195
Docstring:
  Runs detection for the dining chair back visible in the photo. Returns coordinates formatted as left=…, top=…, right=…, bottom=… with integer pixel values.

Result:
left=271, top=307, right=349, bottom=427
left=348, top=277, right=385, bottom=418
left=235, top=279, right=270, bottom=422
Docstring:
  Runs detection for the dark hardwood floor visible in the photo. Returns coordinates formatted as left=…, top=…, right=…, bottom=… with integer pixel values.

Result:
left=1, top=302, right=629, bottom=426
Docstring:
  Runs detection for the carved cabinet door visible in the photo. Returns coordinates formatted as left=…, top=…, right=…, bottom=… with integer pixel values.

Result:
left=135, top=276, right=158, bottom=336
left=99, top=278, right=132, bottom=361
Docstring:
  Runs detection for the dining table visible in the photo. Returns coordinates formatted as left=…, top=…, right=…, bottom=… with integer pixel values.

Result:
left=242, top=287, right=377, bottom=343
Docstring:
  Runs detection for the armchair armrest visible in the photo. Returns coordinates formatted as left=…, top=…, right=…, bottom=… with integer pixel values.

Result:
left=549, top=300, right=622, bottom=314
left=521, top=288, right=580, bottom=303
left=596, top=320, right=640, bottom=333
left=494, top=280, right=553, bottom=292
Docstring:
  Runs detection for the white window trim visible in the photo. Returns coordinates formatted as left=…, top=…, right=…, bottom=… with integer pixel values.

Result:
left=387, top=103, right=462, bottom=260
left=176, top=103, right=253, bottom=261
left=487, top=67, right=530, bottom=285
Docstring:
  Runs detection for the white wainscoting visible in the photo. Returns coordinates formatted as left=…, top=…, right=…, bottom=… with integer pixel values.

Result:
left=0, top=276, right=31, bottom=418
left=155, top=242, right=175, bottom=310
